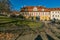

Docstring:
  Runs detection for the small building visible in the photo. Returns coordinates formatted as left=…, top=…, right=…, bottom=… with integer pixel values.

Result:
left=11, top=11, right=20, bottom=16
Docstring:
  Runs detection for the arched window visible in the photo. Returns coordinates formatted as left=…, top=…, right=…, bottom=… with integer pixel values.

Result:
left=33, top=7, right=38, bottom=11
left=41, top=9, right=44, bottom=11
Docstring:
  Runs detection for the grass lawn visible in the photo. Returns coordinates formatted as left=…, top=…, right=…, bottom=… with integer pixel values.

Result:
left=0, top=16, right=44, bottom=31
left=17, top=20, right=43, bottom=29
left=0, top=16, right=16, bottom=23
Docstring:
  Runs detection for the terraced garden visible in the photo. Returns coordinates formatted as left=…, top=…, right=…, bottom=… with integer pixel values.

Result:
left=0, top=16, right=60, bottom=40
left=0, top=16, right=43, bottom=31
left=0, top=16, right=44, bottom=40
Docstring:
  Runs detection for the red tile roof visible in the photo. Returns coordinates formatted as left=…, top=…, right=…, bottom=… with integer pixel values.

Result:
left=20, top=6, right=60, bottom=12
left=11, top=11, right=19, bottom=15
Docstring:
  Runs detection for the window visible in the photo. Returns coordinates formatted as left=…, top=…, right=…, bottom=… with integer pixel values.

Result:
left=58, top=15, right=59, bottom=17
left=42, top=12, right=44, bottom=15
left=37, top=13, right=39, bottom=15
left=48, top=13, right=50, bottom=15
left=55, top=15, right=57, bottom=17
left=39, top=13, right=40, bottom=15
left=30, top=12, right=34, bottom=16
left=32, top=13, right=33, bottom=16
left=52, top=11, right=54, bottom=13
left=23, top=12, right=25, bottom=15
left=58, top=11, right=59, bottom=13
left=55, top=11, right=57, bottom=13
left=52, top=15, right=54, bottom=17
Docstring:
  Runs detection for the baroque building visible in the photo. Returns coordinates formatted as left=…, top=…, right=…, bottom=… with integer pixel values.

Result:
left=20, top=6, right=60, bottom=21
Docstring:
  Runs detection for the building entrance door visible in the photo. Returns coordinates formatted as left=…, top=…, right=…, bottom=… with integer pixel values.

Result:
left=36, top=16, right=40, bottom=21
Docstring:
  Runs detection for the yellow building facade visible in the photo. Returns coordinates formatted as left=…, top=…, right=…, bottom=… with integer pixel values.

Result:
left=40, top=16, right=50, bottom=21
left=40, top=12, right=50, bottom=21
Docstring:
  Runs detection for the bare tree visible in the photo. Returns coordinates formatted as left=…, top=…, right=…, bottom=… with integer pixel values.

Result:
left=0, top=0, right=11, bottom=14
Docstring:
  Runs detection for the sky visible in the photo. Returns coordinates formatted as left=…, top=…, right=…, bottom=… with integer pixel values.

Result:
left=10, top=0, right=60, bottom=11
